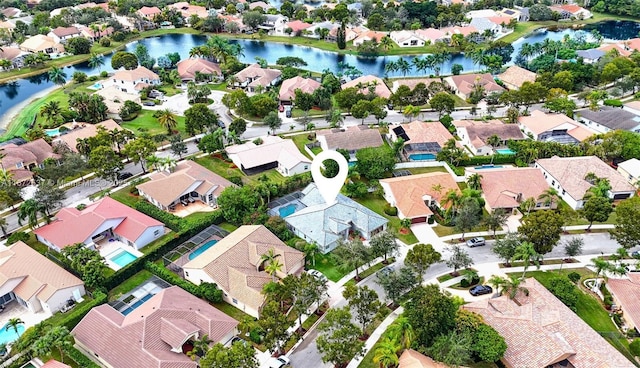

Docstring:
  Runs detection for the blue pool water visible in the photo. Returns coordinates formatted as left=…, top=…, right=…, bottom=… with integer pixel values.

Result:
left=121, top=293, right=153, bottom=316
left=495, top=148, right=515, bottom=155
left=90, top=82, right=103, bottom=89
left=408, top=153, right=436, bottom=161
left=475, top=165, right=504, bottom=170
left=44, top=128, right=60, bottom=137
left=0, top=322, right=24, bottom=345
left=278, top=203, right=298, bottom=218
left=110, top=250, right=138, bottom=268
left=348, top=162, right=356, bottom=168
left=188, top=240, right=219, bottom=260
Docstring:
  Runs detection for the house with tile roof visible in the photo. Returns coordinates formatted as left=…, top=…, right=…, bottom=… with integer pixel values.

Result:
left=390, top=30, right=425, bottom=47
left=464, top=278, right=633, bottom=368
left=380, top=172, right=460, bottom=224
left=34, top=196, right=165, bottom=252
left=535, top=156, right=635, bottom=209
left=606, top=273, right=640, bottom=333
left=167, top=2, right=208, bottom=21
left=52, top=119, right=124, bottom=153
left=399, top=349, right=454, bottom=368
left=20, top=34, right=64, bottom=54
left=342, top=75, right=392, bottom=99
left=0, top=47, right=27, bottom=68
left=41, top=360, right=71, bottom=368
left=176, top=58, right=222, bottom=82
left=474, top=167, right=551, bottom=213
left=518, top=110, right=595, bottom=144
left=617, top=158, right=640, bottom=188
left=47, top=26, right=81, bottom=43
left=624, top=100, right=640, bottom=115
left=283, top=20, right=312, bottom=36
left=183, top=225, right=304, bottom=318
left=279, top=76, right=321, bottom=104
left=137, top=160, right=235, bottom=211
left=226, top=135, right=311, bottom=177
left=575, top=107, right=640, bottom=134
left=283, top=183, right=388, bottom=253
left=79, top=25, right=114, bottom=41
left=0, top=138, right=60, bottom=184
left=390, top=77, right=441, bottom=93
left=233, top=63, right=282, bottom=92
left=136, top=6, right=161, bottom=20
left=112, top=66, right=161, bottom=95
left=414, top=28, right=448, bottom=44
left=389, top=121, right=456, bottom=159
left=72, top=286, right=238, bottom=368
left=352, top=30, right=387, bottom=46
left=497, top=65, right=537, bottom=90
left=0, top=241, right=85, bottom=315
left=454, top=119, right=525, bottom=155
left=445, top=73, right=504, bottom=100
left=597, top=43, right=632, bottom=57
left=316, top=126, right=383, bottom=156
left=550, top=4, right=592, bottom=19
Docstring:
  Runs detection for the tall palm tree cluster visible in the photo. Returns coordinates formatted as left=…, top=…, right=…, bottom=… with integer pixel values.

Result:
left=384, top=52, right=451, bottom=77
left=373, top=317, right=414, bottom=367
left=189, top=35, right=244, bottom=65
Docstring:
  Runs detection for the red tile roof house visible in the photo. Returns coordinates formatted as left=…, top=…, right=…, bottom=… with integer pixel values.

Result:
left=607, top=273, right=640, bottom=333
left=473, top=167, right=552, bottom=213
left=136, top=6, right=162, bottom=20
left=0, top=138, right=60, bottom=185
left=316, top=125, right=384, bottom=156
left=34, top=197, right=165, bottom=253
left=464, top=278, right=635, bottom=368
left=453, top=119, right=525, bottom=155
left=444, top=73, right=504, bottom=100
left=342, top=75, right=392, bottom=99
left=0, top=241, right=85, bottom=315
left=46, top=26, right=81, bottom=44
left=176, top=58, right=222, bottom=82
left=279, top=76, right=321, bottom=104
left=136, top=160, right=235, bottom=212
left=183, top=225, right=304, bottom=318
left=232, top=64, right=282, bottom=93
left=41, top=360, right=71, bottom=368
left=72, top=286, right=238, bottom=368
left=112, top=66, right=161, bottom=95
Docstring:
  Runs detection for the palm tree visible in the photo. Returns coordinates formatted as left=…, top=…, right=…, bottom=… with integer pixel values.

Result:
left=39, top=100, right=62, bottom=124
left=502, top=275, right=529, bottom=300
left=513, top=241, right=541, bottom=279
left=387, top=316, right=414, bottom=349
left=537, top=188, right=559, bottom=208
left=590, top=257, right=612, bottom=285
left=259, top=248, right=281, bottom=275
left=265, top=258, right=283, bottom=282
left=6, top=318, right=23, bottom=335
left=17, top=199, right=45, bottom=229
left=379, top=36, right=394, bottom=54
left=487, top=275, right=507, bottom=295
left=402, top=105, right=420, bottom=122
left=48, top=67, right=67, bottom=88
left=520, top=197, right=536, bottom=215
left=396, top=58, right=410, bottom=76
left=400, top=218, right=411, bottom=231
left=373, top=336, right=401, bottom=368
left=304, top=242, right=319, bottom=266
left=466, top=173, right=482, bottom=190
left=188, top=334, right=212, bottom=359
left=88, top=53, right=105, bottom=71
left=412, top=57, right=428, bottom=74
left=156, top=109, right=178, bottom=134
left=442, top=189, right=462, bottom=217
left=487, top=134, right=502, bottom=151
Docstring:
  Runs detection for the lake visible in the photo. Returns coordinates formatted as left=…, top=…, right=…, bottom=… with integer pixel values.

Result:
left=0, top=20, right=638, bottom=130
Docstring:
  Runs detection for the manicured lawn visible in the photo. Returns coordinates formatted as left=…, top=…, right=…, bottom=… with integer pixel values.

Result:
left=289, top=133, right=316, bottom=160
left=109, top=187, right=142, bottom=208
left=407, top=166, right=447, bottom=175
left=556, top=200, right=618, bottom=226
left=121, top=109, right=186, bottom=136
left=108, top=270, right=153, bottom=301
left=436, top=273, right=454, bottom=283
left=213, top=301, right=255, bottom=322
left=138, top=232, right=177, bottom=255
left=344, top=260, right=392, bottom=287
left=308, top=253, right=346, bottom=282
left=218, top=222, right=238, bottom=233
left=195, top=155, right=244, bottom=180
left=354, top=194, right=419, bottom=245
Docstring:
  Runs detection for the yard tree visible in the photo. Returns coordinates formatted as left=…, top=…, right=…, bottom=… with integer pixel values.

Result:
left=259, top=300, right=292, bottom=355
left=446, top=245, right=473, bottom=275
left=376, top=266, right=417, bottom=306
left=111, top=51, right=138, bottom=70
left=264, top=111, right=282, bottom=134
left=65, top=37, right=91, bottom=54
left=61, top=243, right=107, bottom=288
left=334, top=238, right=372, bottom=280
left=33, top=326, right=73, bottom=363
left=580, top=195, right=613, bottom=230
left=89, top=146, right=124, bottom=185
left=34, top=180, right=65, bottom=217
left=317, top=307, right=364, bottom=367
left=187, top=82, right=211, bottom=103
left=563, top=237, right=584, bottom=264
left=454, top=197, right=482, bottom=239
left=184, top=103, right=217, bottom=136
left=229, top=117, right=247, bottom=136
left=294, top=89, right=315, bottom=113
left=334, top=87, right=366, bottom=112
left=473, top=324, right=507, bottom=363
left=198, top=128, right=226, bottom=153
left=428, top=330, right=472, bottom=367
left=242, top=11, right=266, bottom=30
left=429, top=92, right=455, bottom=118
left=343, top=284, right=384, bottom=336
left=611, top=196, right=640, bottom=249
left=123, top=138, right=156, bottom=174
left=217, top=186, right=262, bottom=225
left=518, top=210, right=564, bottom=255
left=355, top=146, right=396, bottom=179
left=492, top=232, right=521, bottom=266
left=292, top=273, right=328, bottom=332
left=370, top=231, right=399, bottom=262
left=350, top=99, right=372, bottom=124
left=404, top=243, right=442, bottom=284
left=199, top=341, right=257, bottom=368
left=405, top=284, right=457, bottom=348
left=248, top=94, right=277, bottom=118
left=483, top=209, right=509, bottom=238
left=169, top=134, right=188, bottom=158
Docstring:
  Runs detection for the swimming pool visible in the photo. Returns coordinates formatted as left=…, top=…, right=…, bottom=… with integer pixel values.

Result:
left=348, top=161, right=356, bottom=168
left=278, top=203, right=298, bottom=218
left=0, top=322, right=24, bottom=345
left=109, top=250, right=138, bottom=268
left=88, top=82, right=103, bottom=90
left=188, top=240, right=218, bottom=260
left=121, top=293, right=153, bottom=316
left=44, top=128, right=60, bottom=137
left=408, top=153, right=436, bottom=161
left=495, top=148, right=515, bottom=155
left=474, top=165, right=503, bottom=170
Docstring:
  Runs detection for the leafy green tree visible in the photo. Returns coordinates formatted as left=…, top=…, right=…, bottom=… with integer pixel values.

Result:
left=40, top=100, right=63, bottom=124
left=376, top=266, right=417, bottom=305
left=429, top=92, right=455, bottom=118
left=61, top=243, right=108, bottom=288
left=547, top=275, right=580, bottom=312
left=169, top=134, right=188, bottom=158
left=217, top=186, right=262, bottom=226
left=259, top=300, right=292, bottom=355
left=111, top=51, right=138, bottom=70
left=317, top=307, right=364, bottom=367
left=518, top=210, right=563, bottom=255
left=483, top=209, right=508, bottom=238
left=65, top=37, right=91, bottom=54
left=405, top=284, right=457, bottom=348
left=428, top=330, right=472, bottom=366
left=610, top=196, right=640, bottom=249
left=229, top=117, right=247, bottom=136
left=404, top=243, right=441, bottom=284
left=446, top=245, right=473, bottom=275
left=89, top=146, right=124, bottom=184
left=580, top=196, right=613, bottom=231
left=34, top=180, right=65, bottom=217
left=343, top=284, right=383, bottom=336
left=264, top=111, right=282, bottom=135
left=123, top=138, right=156, bottom=174
left=369, top=231, right=398, bottom=262
left=562, top=237, right=583, bottom=267
left=187, top=82, right=211, bottom=103
left=17, top=199, right=46, bottom=229
left=184, top=104, right=217, bottom=136
left=473, top=324, right=507, bottom=362
left=198, top=128, right=226, bottom=153
left=454, top=198, right=481, bottom=240
left=242, top=11, right=267, bottom=30
left=68, top=92, right=108, bottom=123
left=492, top=232, right=520, bottom=266
left=334, top=238, right=372, bottom=280
left=199, top=341, right=258, bottom=368
left=355, top=146, right=396, bottom=179
left=351, top=100, right=372, bottom=124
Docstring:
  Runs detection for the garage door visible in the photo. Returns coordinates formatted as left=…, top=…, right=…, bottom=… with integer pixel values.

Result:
left=411, top=217, right=427, bottom=224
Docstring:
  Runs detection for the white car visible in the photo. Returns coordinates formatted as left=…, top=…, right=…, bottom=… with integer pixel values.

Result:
left=266, top=356, right=291, bottom=368
left=307, top=269, right=327, bottom=282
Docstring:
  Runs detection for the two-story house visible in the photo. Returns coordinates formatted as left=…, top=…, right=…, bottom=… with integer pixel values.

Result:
left=112, top=66, right=161, bottom=94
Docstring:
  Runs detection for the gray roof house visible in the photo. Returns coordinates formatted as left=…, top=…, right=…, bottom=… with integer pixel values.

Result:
left=576, top=107, right=640, bottom=134
left=576, top=49, right=605, bottom=64
left=283, top=184, right=388, bottom=253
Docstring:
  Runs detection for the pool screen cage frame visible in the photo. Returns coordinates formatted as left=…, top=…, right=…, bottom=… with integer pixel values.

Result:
left=163, top=224, right=229, bottom=272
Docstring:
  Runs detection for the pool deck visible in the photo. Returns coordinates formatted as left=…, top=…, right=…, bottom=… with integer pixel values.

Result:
left=98, top=241, right=143, bottom=271
left=0, top=300, right=50, bottom=336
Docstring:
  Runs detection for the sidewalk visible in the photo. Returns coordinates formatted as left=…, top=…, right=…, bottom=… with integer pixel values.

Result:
left=346, top=306, right=405, bottom=368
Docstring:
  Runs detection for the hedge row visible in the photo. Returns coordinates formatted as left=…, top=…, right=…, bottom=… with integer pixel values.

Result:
left=144, top=262, right=222, bottom=303
left=64, top=346, right=101, bottom=368
left=133, top=201, right=183, bottom=231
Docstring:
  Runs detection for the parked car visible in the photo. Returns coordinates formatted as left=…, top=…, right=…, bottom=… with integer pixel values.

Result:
left=229, top=336, right=250, bottom=347
left=379, top=265, right=395, bottom=276
left=308, top=269, right=327, bottom=282
left=469, top=285, right=493, bottom=296
left=466, top=237, right=486, bottom=247
left=142, top=101, right=155, bottom=106
left=285, top=109, right=292, bottom=118
left=266, top=356, right=291, bottom=368
left=218, top=121, right=226, bottom=128
left=117, top=172, right=133, bottom=180
left=632, top=251, right=640, bottom=258
left=279, top=105, right=285, bottom=112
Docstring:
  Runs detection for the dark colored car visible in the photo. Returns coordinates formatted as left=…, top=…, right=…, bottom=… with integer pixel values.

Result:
left=117, top=172, right=133, bottom=180
left=285, top=109, right=292, bottom=118
left=469, top=285, right=493, bottom=296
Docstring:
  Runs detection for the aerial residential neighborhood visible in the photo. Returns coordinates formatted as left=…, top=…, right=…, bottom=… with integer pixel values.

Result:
left=0, top=0, right=639, bottom=367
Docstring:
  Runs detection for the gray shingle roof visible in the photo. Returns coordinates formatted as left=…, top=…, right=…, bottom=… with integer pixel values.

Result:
left=576, top=49, right=605, bottom=60
left=577, top=107, right=640, bottom=131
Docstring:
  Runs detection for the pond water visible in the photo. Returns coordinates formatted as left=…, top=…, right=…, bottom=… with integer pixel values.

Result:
left=0, top=20, right=638, bottom=130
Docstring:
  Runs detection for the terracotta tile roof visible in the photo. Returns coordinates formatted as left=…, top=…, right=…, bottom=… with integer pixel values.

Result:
left=113, top=66, right=159, bottom=82
left=168, top=2, right=208, bottom=18
left=597, top=43, right=631, bottom=57
left=518, top=110, right=595, bottom=141
left=380, top=172, right=460, bottom=218
left=278, top=76, right=321, bottom=102
left=51, top=26, right=80, bottom=37
left=41, top=360, right=71, bottom=368
left=536, top=156, right=634, bottom=201
left=624, top=100, right=640, bottom=111
left=353, top=30, right=387, bottom=44
left=183, top=225, right=304, bottom=312
left=464, top=278, right=634, bottom=368
left=399, top=349, right=454, bottom=368
left=72, top=286, right=238, bottom=368
left=0, top=7, right=19, bottom=17
left=440, top=25, right=478, bottom=37
left=234, top=63, right=282, bottom=88
left=316, top=126, right=383, bottom=151
left=415, top=28, right=447, bottom=41
left=78, top=25, right=114, bottom=38
left=226, top=135, right=310, bottom=170
left=455, top=119, right=525, bottom=149
left=342, top=75, right=391, bottom=99
left=137, top=6, right=161, bottom=16
left=177, top=58, right=221, bottom=80
left=53, top=119, right=122, bottom=152
left=394, top=121, right=455, bottom=149
left=447, top=73, right=505, bottom=96
left=1, top=138, right=59, bottom=172
left=20, top=35, right=62, bottom=53
left=137, top=160, right=235, bottom=207
left=34, top=197, right=163, bottom=249
left=498, top=65, right=537, bottom=89
left=0, top=241, right=84, bottom=301
left=607, top=274, right=640, bottom=330
left=0, top=47, right=22, bottom=60
left=557, top=4, right=584, bottom=13
left=478, top=167, right=550, bottom=210
left=286, top=20, right=312, bottom=32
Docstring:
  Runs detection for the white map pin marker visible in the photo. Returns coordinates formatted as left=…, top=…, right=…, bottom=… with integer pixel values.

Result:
left=311, top=150, right=349, bottom=205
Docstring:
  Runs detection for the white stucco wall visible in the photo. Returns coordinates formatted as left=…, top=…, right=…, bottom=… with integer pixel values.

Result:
left=132, top=225, right=165, bottom=250
left=44, top=285, right=86, bottom=314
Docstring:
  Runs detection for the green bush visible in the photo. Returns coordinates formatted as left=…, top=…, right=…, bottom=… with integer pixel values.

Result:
left=99, top=37, right=111, bottom=47
left=112, top=31, right=126, bottom=42
left=64, top=346, right=101, bottom=368
left=383, top=205, right=398, bottom=216
left=630, top=339, right=640, bottom=356
left=133, top=200, right=183, bottom=231
left=199, top=282, right=223, bottom=303
left=100, top=71, right=108, bottom=78
left=7, top=231, right=29, bottom=245
left=228, top=176, right=243, bottom=186
left=547, top=276, right=580, bottom=312
left=144, top=262, right=205, bottom=298
left=72, top=71, right=87, bottom=83
left=460, top=279, right=469, bottom=287
left=567, top=272, right=581, bottom=283
left=249, top=328, right=263, bottom=343
left=604, top=99, right=623, bottom=107
left=427, top=216, right=435, bottom=224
